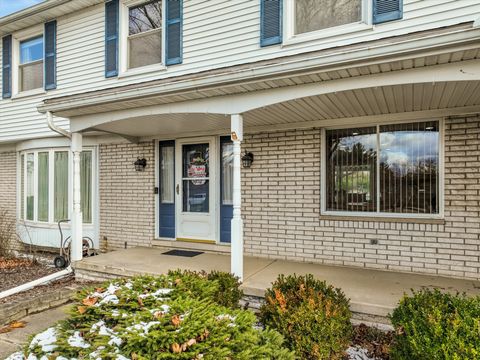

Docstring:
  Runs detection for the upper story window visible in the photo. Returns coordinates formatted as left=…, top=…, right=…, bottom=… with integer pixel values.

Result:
left=127, top=0, right=162, bottom=69
left=294, top=0, right=362, bottom=34
left=19, top=35, right=44, bottom=92
left=323, top=121, right=441, bottom=217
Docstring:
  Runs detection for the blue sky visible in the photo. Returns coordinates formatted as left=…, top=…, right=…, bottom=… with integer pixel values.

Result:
left=0, top=0, right=44, bottom=18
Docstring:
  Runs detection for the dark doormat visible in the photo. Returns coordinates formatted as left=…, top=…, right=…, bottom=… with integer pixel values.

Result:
left=162, top=249, right=204, bottom=257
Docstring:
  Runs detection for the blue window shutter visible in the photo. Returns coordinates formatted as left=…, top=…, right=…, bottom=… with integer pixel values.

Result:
left=166, top=0, right=183, bottom=65
left=2, top=35, right=12, bottom=99
left=260, top=0, right=282, bottom=47
left=44, top=20, right=57, bottom=90
left=373, top=0, right=403, bottom=24
left=105, top=0, right=119, bottom=77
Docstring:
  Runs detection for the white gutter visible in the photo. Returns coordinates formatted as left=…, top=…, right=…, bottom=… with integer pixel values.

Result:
left=0, top=266, right=72, bottom=300
left=47, top=110, right=71, bottom=138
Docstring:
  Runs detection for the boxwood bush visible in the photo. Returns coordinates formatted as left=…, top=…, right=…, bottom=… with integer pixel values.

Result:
left=260, top=274, right=352, bottom=360
left=390, top=289, right=480, bottom=360
left=8, top=270, right=294, bottom=360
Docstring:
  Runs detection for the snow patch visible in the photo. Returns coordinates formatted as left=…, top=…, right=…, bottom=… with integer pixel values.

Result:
left=67, top=331, right=90, bottom=349
left=29, top=327, right=57, bottom=353
left=347, top=346, right=376, bottom=360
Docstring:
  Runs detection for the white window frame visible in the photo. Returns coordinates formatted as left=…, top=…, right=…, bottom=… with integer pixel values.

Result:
left=119, top=0, right=166, bottom=77
left=11, top=25, right=46, bottom=98
left=17, top=147, right=97, bottom=226
left=320, top=118, right=445, bottom=219
left=284, top=0, right=373, bottom=45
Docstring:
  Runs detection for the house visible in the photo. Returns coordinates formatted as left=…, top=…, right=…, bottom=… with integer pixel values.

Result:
left=0, top=0, right=479, bottom=283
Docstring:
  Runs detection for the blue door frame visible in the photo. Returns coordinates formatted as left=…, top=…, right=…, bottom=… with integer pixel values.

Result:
left=220, top=136, right=233, bottom=243
left=159, top=140, right=176, bottom=238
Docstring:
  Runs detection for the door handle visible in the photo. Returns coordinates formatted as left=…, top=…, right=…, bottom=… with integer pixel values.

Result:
left=176, top=184, right=179, bottom=195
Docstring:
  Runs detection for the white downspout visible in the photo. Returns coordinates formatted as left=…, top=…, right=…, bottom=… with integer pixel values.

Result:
left=47, top=110, right=71, bottom=139
left=45, top=111, right=83, bottom=263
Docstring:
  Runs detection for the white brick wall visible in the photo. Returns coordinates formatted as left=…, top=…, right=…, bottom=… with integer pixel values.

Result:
left=99, top=142, right=155, bottom=251
left=0, top=151, right=16, bottom=221
left=242, top=115, right=480, bottom=280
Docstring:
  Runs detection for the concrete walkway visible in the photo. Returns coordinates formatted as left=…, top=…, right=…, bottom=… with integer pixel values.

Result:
left=0, top=304, right=70, bottom=359
left=76, top=247, right=480, bottom=320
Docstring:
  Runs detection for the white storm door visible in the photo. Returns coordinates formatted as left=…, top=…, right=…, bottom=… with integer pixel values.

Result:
left=175, top=138, right=217, bottom=242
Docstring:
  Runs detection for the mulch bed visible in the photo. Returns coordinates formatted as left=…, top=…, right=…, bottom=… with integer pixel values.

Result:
left=0, top=274, right=77, bottom=305
left=0, top=257, right=59, bottom=292
left=350, top=323, right=395, bottom=359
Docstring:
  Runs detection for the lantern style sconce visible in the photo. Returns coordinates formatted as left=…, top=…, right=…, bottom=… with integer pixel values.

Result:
left=241, top=151, right=254, bottom=168
left=134, top=158, right=147, bottom=172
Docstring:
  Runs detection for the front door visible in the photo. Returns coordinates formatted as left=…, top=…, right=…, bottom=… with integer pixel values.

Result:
left=175, top=138, right=217, bottom=242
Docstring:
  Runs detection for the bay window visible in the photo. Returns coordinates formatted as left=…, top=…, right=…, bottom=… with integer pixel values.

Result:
left=294, top=0, right=363, bottom=35
left=127, top=0, right=162, bottom=69
left=324, top=121, right=441, bottom=216
left=19, top=149, right=94, bottom=224
left=19, top=35, right=44, bottom=92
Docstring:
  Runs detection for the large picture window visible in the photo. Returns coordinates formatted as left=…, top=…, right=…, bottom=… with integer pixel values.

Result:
left=324, top=121, right=440, bottom=216
left=128, top=0, right=162, bottom=69
left=294, top=0, right=362, bottom=34
left=19, top=149, right=94, bottom=224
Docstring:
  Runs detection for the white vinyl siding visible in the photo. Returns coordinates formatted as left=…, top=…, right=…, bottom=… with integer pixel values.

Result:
left=0, top=0, right=479, bottom=142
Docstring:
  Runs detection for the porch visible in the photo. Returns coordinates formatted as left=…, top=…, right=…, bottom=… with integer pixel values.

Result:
left=74, top=246, right=480, bottom=323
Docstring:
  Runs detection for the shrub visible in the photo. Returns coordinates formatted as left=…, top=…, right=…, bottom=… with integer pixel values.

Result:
left=166, top=269, right=243, bottom=308
left=390, top=289, right=480, bottom=360
left=260, top=274, right=352, bottom=360
left=10, top=272, right=294, bottom=359
left=0, top=208, right=16, bottom=258
left=207, top=270, right=244, bottom=308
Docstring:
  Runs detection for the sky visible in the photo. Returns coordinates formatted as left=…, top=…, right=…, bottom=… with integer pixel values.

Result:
left=0, top=0, right=44, bottom=18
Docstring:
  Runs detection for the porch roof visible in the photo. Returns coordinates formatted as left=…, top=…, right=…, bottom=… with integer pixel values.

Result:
left=75, top=247, right=480, bottom=321
left=39, top=23, right=480, bottom=119
left=38, top=23, right=480, bottom=139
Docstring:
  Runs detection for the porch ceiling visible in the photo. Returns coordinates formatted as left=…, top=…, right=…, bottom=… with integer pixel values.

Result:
left=88, top=80, right=480, bottom=138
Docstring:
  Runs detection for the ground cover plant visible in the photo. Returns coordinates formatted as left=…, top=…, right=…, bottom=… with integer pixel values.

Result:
left=7, top=270, right=294, bottom=359
left=260, top=274, right=352, bottom=360
left=390, top=289, right=480, bottom=360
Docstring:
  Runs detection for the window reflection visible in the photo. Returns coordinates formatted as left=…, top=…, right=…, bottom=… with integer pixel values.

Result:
left=326, top=121, right=440, bottom=215
left=379, top=122, right=439, bottom=214
left=326, top=127, right=377, bottom=212
left=295, top=0, right=362, bottom=34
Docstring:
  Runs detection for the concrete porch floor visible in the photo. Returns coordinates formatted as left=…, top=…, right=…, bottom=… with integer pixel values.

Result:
left=75, top=247, right=480, bottom=321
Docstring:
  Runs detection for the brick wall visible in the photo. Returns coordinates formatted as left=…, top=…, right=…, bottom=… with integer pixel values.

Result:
left=0, top=151, right=20, bottom=252
left=99, top=142, right=155, bottom=251
left=242, top=115, right=480, bottom=280
left=0, top=151, right=16, bottom=218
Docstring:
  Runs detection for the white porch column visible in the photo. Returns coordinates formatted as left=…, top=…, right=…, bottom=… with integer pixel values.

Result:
left=230, top=114, right=244, bottom=281
left=71, top=132, right=83, bottom=263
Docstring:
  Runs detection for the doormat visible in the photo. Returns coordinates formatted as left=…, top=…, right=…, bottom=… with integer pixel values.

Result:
left=162, top=250, right=204, bottom=257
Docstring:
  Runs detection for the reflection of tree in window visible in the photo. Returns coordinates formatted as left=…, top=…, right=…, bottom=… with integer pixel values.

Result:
left=327, top=133, right=377, bottom=212
left=128, top=1, right=162, bottom=69
left=295, top=0, right=362, bottom=34
left=326, top=121, right=439, bottom=215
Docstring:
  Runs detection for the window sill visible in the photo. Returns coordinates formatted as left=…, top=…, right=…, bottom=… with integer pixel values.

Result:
left=319, top=214, right=445, bottom=225
left=282, top=22, right=373, bottom=48
left=118, top=63, right=167, bottom=79
left=18, top=220, right=94, bottom=229
left=11, top=88, right=46, bottom=100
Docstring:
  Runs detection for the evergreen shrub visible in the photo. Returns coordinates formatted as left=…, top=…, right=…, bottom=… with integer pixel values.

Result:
left=390, top=289, right=480, bottom=360
left=260, top=274, right=352, bottom=360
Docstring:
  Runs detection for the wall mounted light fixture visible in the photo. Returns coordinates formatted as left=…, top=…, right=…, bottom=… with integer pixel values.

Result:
left=134, top=158, right=147, bottom=172
left=241, top=151, right=254, bottom=168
